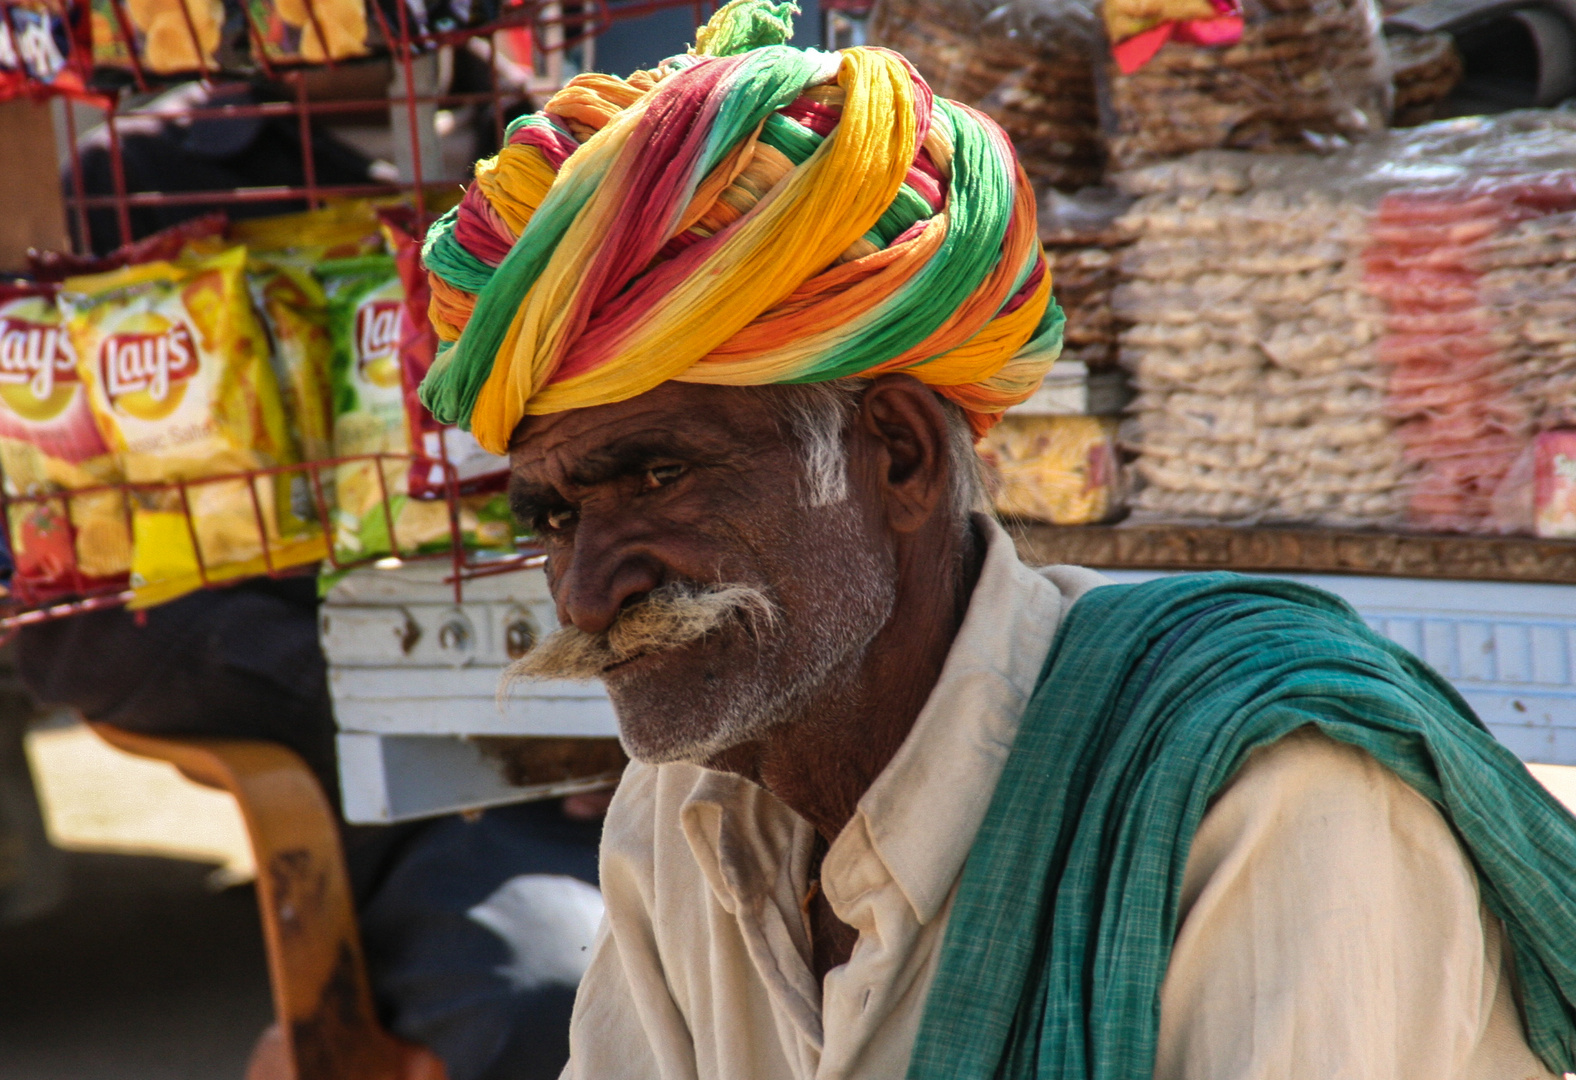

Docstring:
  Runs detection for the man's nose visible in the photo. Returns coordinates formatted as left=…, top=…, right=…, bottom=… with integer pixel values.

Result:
left=552, top=521, right=664, bottom=635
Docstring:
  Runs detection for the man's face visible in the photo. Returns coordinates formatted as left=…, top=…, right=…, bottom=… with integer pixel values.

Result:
left=509, top=382, right=897, bottom=764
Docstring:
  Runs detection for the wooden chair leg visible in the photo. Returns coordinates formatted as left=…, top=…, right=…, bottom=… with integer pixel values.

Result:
left=88, top=722, right=447, bottom=1080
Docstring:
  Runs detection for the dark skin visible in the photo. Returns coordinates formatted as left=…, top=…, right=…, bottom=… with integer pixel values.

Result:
left=510, top=374, right=982, bottom=980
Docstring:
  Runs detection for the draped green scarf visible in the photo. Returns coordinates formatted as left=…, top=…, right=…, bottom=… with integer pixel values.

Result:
left=908, top=573, right=1576, bottom=1080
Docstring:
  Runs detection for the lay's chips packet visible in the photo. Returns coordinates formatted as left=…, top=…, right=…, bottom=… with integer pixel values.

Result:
left=320, top=253, right=512, bottom=561
left=0, top=282, right=130, bottom=594
left=60, top=246, right=324, bottom=604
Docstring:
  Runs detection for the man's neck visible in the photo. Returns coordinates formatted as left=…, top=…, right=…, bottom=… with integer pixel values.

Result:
left=709, top=519, right=985, bottom=843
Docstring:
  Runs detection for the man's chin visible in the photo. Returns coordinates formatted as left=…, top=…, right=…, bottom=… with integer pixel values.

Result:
left=606, top=668, right=781, bottom=766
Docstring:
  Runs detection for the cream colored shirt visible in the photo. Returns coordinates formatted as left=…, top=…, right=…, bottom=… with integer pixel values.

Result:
left=564, top=519, right=1555, bottom=1080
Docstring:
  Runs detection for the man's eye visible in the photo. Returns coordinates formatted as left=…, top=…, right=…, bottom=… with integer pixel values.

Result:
left=545, top=509, right=577, bottom=531
left=642, top=464, right=685, bottom=490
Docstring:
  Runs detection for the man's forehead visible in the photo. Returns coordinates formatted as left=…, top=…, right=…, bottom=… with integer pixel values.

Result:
left=508, top=383, right=784, bottom=479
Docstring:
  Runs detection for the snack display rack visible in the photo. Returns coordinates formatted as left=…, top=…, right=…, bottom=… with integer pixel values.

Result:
left=62, top=0, right=712, bottom=249
left=0, top=0, right=716, bottom=629
left=0, top=452, right=547, bottom=628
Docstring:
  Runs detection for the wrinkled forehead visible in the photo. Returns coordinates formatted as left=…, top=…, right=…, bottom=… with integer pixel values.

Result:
left=507, top=382, right=792, bottom=486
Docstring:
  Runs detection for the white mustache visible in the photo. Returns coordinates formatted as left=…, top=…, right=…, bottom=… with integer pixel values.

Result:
left=501, top=582, right=779, bottom=690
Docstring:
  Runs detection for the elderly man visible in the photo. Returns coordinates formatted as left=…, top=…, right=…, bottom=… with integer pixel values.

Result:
left=417, top=3, right=1576, bottom=1078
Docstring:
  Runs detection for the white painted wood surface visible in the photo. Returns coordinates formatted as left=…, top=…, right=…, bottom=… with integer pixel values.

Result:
left=322, top=561, right=618, bottom=822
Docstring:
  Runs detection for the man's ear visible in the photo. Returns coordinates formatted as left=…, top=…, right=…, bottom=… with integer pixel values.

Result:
left=855, top=374, right=952, bottom=534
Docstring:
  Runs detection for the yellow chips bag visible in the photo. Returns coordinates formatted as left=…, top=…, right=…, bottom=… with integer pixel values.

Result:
left=60, top=247, right=325, bottom=603
left=248, top=261, right=336, bottom=463
left=0, top=283, right=130, bottom=589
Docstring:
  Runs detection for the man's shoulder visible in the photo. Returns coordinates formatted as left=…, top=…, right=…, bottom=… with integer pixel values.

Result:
left=1028, top=563, right=1112, bottom=607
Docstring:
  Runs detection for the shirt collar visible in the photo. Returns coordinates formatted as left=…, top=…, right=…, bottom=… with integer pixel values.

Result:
left=821, top=516, right=1080, bottom=924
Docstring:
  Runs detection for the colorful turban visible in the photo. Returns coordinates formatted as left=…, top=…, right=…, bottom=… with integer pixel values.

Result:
left=419, top=0, right=1064, bottom=454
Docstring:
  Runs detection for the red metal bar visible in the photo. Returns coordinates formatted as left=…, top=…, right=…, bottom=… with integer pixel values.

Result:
left=304, top=460, right=348, bottom=571
left=246, top=474, right=278, bottom=575
left=296, top=0, right=338, bottom=71
left=172, top=0, right=214, bottom=83
left=62, top=492, right=89, bottom=598
left=69, top=184, right=403, bottom=209
left=372, top=454, right=402, bottom=556
left=105, top=0, right=152, bottom=93
left=437, top=439, right=465, bottom=604
left=445, top=551, right=546, bottom=584
left=174, top=481, right=212, bottom=587
left=1, top=591, right=139, bottom=631
left=293, top=72, right=321, bottom=210
left=103, top=103, right=135, bottom=249
left=388, top=0, right=428, bottom=223
left=488, top=31, right=506, bottom=147
left=61, top=100, right=92, bottom=254
left=60, top=91, right=515, bottom=124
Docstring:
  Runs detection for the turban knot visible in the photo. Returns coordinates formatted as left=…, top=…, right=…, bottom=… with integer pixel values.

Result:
left=419, top=0, right=1064, bottom=453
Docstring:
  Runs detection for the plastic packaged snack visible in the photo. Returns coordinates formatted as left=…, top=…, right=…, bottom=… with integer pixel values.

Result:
left=5, top=0, right=99, bottom=101
left=60, top=246, right=319, bottom=603
left=248, top=0, right=367, bottom=63
left=321, top=248, right=515, bottom=561
left=979, top=415, right=1123, bottom=524
left=30, top=214, right=229, bottom=283
left=1115, top=150, right=1405, bottom=529
left=248, top=261, right=335, bottom=463
left=0, top=10, right=24, bottom=102
left=238, top=203, right=387, bottom=465
left=1534, top=430, right=1576, bottom=539
left=1386, top=30, right=1462, bottom=128
left=868, top=0, right=1105, bottom=194
left=228, top=201, right=385, bottom=259
left=0, top=282, right=130, bottom=592
left=321, top=254, right=440, bottom=559
left=1102, top=0, right=1391, bottom=172
left=87, top=0, right=235, bottom=75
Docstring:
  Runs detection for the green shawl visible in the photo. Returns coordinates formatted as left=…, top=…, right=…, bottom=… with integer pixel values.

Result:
left=908, top=573, right=1576, bottom=1080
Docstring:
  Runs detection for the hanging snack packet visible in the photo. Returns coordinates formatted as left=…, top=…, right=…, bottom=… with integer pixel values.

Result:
left=321, top=254, right=436, bottom=560
left=247, top=0, right=368, bottom=64
left=239, top=204, right=386, bottom=466
left=86, top=0, right=230, bottom=76
left=0, top=10, right=24, bottom=102
left=0, top=282, right=130, bottom=593
left=61, top=247, right=322, bottom=604
left=321, top=252, right=511, bottom=560
left=229, top=201, right=385, bottom=260
left=248, top=261, right=336, bottom=463
left=5, top=0, right=100, bottom=102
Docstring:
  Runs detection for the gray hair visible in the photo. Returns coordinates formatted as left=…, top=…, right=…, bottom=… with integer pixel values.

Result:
left=764, top=379, right=986, bottom=525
